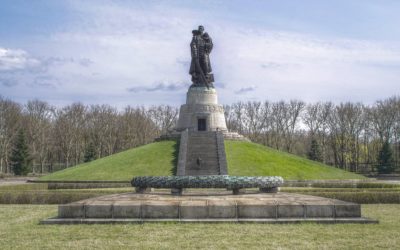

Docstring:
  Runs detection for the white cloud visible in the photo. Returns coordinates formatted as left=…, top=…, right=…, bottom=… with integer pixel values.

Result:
left=0, top=47, right=40, bottom=71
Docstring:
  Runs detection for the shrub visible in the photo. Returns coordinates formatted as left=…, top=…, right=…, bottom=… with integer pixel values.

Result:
left=10, top=129, right=31, bottom=176
left=307, top=138, right=323, bottom=162
left=377, top=140, right=395, bottom=174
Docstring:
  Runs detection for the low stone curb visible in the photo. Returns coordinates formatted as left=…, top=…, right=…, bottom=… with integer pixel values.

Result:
left=41, top=217, right=378, bottom=224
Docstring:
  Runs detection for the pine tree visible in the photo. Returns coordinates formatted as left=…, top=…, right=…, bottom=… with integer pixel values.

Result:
left=377, top=140, right=394, bottom=174
left=308, top=138, right=323, bottom=162
left=10, top=129, right=31, bottom=176
left=83, top=141, right=96, bottom=163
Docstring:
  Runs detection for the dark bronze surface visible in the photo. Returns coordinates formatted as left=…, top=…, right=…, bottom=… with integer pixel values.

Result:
left=189, top=25, right=214, bottom=88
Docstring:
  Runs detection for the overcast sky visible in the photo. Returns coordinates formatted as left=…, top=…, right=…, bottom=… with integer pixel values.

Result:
left=1, top=0, right=400, bottom=107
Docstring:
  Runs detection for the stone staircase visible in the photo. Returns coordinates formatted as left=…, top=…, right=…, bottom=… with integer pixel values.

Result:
left=182, top=131, right=227, bottom=175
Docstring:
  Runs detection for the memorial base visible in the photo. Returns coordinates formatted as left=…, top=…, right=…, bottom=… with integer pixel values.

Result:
left=41, top=191, right=377, bottom=224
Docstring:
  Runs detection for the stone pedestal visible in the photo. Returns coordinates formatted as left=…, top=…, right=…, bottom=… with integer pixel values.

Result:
left=42, top=192, right=378, bottom=224
left=176, top=87, right=227, bottom=132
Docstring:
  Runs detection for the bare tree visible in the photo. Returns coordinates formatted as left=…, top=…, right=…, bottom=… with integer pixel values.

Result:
left=24, top=99, right=53, bottom=173
left=86, top=104, right=119, bottom=158
left=328, top=103, right=365, bottom=171
left=232, top=102, right=245, bottom=134
left=242, top=101, right=267, bottom=141
left=303, top=102, right=333, bottom=163
left=0, top=97, right=22, bottom=173
left=369, top=98, right=398, bottom=142
left=270, top=100, right=305, bottom=152
left=148, top=105, right=179, bottom=137
left=53, top=103, right=86, bottom=168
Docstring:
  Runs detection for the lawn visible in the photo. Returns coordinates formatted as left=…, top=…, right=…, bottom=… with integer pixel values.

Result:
left=40, top=140, right=365, bottom=181
left=40, top=140, right=178, bottom=181
left=0, top=204, right=398, bottom=249
left=226, top=141, right=365, bottom=179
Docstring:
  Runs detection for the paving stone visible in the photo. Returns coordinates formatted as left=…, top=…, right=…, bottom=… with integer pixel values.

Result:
left=335, top=204, right=361, bottom=218
left=85, top=202, right=113, bottom=218
left=113, top=201, right=141, bottom=218
left=142, top=201, right=179, bottom=219
left=277, top=204, right=305, bottom=218
left=208, top=200, right=236, bottom=218
left=179, top=200, right=208, bottom=219
left=58, top=203, right=84, bottom=218
left=305, top=204, right=334, bottom=218
left=237, top=200, right=277, bottom=218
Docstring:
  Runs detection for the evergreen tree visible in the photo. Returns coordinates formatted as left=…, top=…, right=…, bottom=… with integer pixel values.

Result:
left=83, top=141, right=96, bottom=163
left=377, top=140, right=394, bottom=174
left=10, top=129, right=31, bottom=176
left=308, top=138, right=323, bottom=162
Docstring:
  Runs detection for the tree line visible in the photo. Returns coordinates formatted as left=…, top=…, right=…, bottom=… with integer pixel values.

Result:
left=1, top=96, right=399, bottom=175
left=0, top=97, right=178, bottom=174
left=224, top=97, right=400, bottom=174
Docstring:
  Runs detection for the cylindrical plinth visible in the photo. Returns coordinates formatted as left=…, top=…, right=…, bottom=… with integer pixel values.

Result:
left=186, top=87, right=218, bottom=105
left=176, top=87, right=227, bottom=132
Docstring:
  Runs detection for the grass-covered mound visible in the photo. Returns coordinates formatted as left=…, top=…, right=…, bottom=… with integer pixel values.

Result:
left=40, top=141, right=177, bottom=181
left=41, top=140, right=365, bottom=181
left=225, top=141, right=365, bottom=180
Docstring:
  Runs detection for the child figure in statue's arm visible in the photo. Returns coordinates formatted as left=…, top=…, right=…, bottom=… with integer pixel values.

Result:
left=202, top=32, right=213, bottom=54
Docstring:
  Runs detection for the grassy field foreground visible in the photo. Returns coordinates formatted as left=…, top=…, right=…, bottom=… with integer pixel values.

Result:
left=40, top=140, right=364, bottom=181
left=0, top=204, right=398, bottom=249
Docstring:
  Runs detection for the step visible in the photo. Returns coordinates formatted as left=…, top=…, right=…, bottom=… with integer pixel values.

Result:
left=189, top=147, right=215, bottom=150
left=189, top=144, right=217, bottom=147
left=187, top=154, right=218, bottom=157
left=189, top=136, right=216, bottom=140
left=188, top=157, right=218, bottom=160
left=186, top=160, right=219, bottom=165
left=185, top=170, right=220, bottom=175
left=186, top=166, right=219, bottom=170
left=187, top=164, right=218, bottom=169
left=189, top=136, right=216, bottom=139
left=188, top=151, right=217, bottom=155
left=187, top=163, right=219, bottom=168
left=190, top=132, right=216, bottom=135
left=188, top=151, right=218, bottom=155
left=183, top=131, right=222, bottom=176
left=188, top=144, right=217, bottom=148
left=187, top=161, right=219, bottom=165
left=189, top=139, right=216, bottom=143
left=187, top=159, right=219, bottom=164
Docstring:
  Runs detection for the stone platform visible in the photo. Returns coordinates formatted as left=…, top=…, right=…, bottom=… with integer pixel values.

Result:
left=42, top=191, right=377, bottom=224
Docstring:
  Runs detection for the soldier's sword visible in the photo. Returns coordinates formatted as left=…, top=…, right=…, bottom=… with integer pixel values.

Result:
left=194, top=58, right=209, bottom=89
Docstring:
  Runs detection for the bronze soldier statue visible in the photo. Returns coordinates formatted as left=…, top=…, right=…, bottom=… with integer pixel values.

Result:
left=189, top=25, right=214, bottom=88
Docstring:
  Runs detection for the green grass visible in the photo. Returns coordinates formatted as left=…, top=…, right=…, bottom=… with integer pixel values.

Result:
left=0, top=204, right=398, bottom=249
left=40, top=141, right=178, bottom=181
left=0, top=183, right=134, bottom=204
left=1, top=183, right=400, bottom=204
left=41, top=140, right=365, bottom=181
left=226, top=141, right=365, bottom=180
